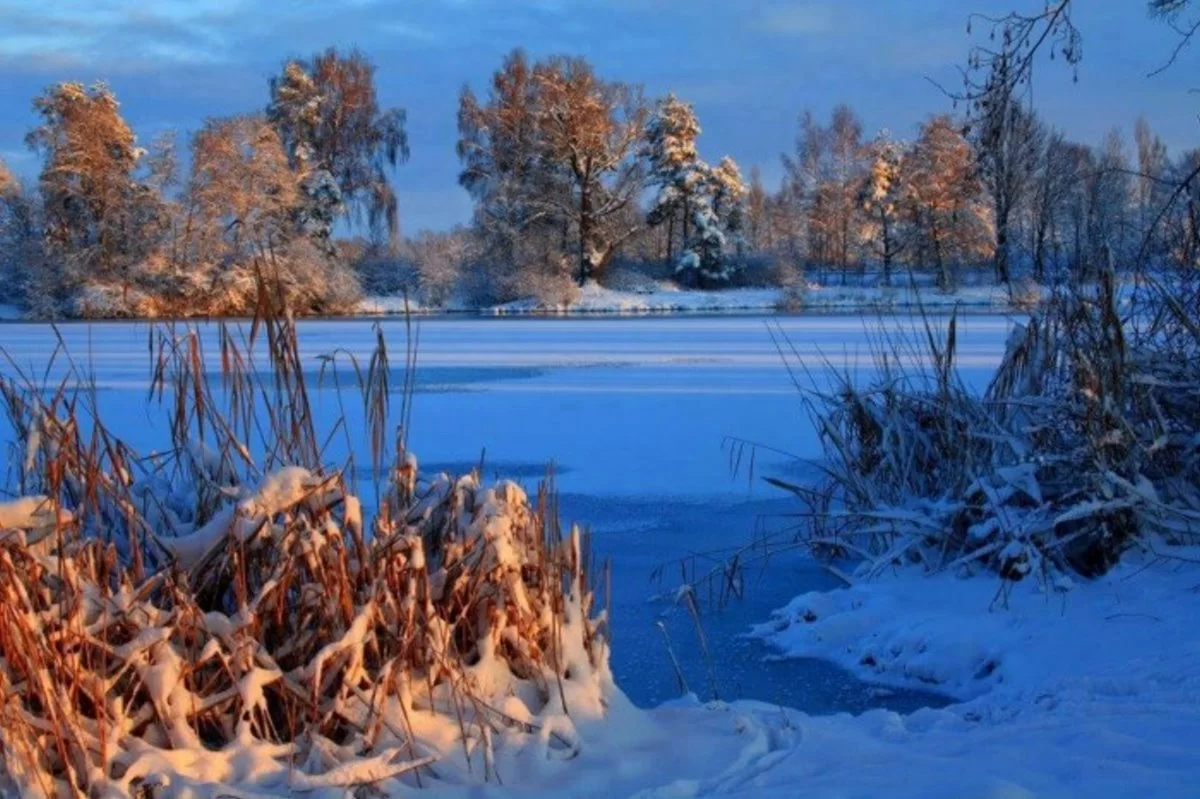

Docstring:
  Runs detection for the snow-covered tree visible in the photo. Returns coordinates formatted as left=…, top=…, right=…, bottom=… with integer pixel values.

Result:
left=174, top=115, right=358, bottom=315
left=904, top=115, right=993, bottom=289
left=458, top=51, right=647, bottom=289
left=670, top=157, right=748, bottom=287
left=458, top=49, right=562, bottom=299
left=711, top=156, right=748, bottom=250
left=0, top=160, right=43, bottom=309
left=188, top=116, right=298, bottom=264
left=643, top=94, right=703, bottom=263
left=782, top=105, right=869, bottom=273
left=268, top=48, right=406, bottom=242
left=25, top=82, right=163, bottom=297
left=534, top=56, right=648, bottom=285
left=859, top=131, right=906, bottom=281
left=642, top=97, right=748, bottom=286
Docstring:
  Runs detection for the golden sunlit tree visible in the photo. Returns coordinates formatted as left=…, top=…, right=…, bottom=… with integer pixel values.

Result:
left=269, top=48, right=409, bottom=244
left=26, top=82, right=163, bottom=296
left=903, top=115, right=993, bottom=289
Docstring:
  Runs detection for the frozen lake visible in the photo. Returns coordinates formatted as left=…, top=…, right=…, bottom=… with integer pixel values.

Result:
left=0, top=314, right=1015, bottom=711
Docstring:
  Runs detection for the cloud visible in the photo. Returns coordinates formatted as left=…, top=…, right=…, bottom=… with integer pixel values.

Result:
left=0, top=1, right=245, bottom=72
left=754, top=3, right=837, bottom=37
left=379, top=21, right=440, bottom=43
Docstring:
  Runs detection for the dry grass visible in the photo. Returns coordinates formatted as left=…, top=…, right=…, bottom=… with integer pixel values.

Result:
left=777, top=268, right=1200, bottom=585
left=691, top=269, right=1200, bottom=604
left=0, top=279, right=607, bottom=797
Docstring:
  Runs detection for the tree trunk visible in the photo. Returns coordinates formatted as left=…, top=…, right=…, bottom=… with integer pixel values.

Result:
left=681, top=198, right=690, bottom=258
left=881, top=212, right=892, bottom=286
left=1032, top=215, right=1048, bottom=282
left=578, top=181, right=593, bottom=286
left=995, top=207, right=1011, bottom=286
left=932, top=220, right=949, bottom=291
left=666, top=213, right=674, bottom=266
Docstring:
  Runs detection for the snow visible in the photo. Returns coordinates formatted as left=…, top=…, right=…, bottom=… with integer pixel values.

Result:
left=0, top=495, right=72, bottom=531
left=494, top=282, right=783, bottom=315
left=359, top=280, right=1032, bottom=317
left=1, top=314, right=1196, bottom=797
left=355, top=281, right=1022, bottom=316
left=0, top=304, right=21, bottom=321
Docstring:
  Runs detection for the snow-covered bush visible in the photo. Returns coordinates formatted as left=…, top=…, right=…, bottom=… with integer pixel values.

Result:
left=0, top=305, right=608, bottom=797
left=770, top=269, right=1200, bottom=585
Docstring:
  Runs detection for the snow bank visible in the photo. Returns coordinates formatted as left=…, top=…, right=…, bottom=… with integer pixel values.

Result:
left=360, top=280, right=1026, bottom=317
left=756, top=554, right=1200, bottom=711
left=0, top=304, right=21, bottom=321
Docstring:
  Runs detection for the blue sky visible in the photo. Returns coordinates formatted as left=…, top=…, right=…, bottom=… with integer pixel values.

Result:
left=0, top=0, right=1194, bottom=234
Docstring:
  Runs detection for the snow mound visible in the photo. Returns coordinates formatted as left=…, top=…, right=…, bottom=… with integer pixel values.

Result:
left=754, top=557, right=1200, bottom=709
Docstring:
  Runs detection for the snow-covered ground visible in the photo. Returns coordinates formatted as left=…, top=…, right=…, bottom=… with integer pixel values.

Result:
left=358, top=280, right=1022, bottom=317
left=1, top=314, right=1196, bottom=797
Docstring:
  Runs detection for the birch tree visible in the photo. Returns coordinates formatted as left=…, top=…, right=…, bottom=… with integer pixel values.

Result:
left=269, top=48, right=407, bottom=243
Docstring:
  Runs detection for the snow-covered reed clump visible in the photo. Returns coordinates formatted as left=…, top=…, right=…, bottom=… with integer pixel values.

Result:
left=0, top=308, right=610, bottom=797
left=778, top=269, right=1200, bottom=587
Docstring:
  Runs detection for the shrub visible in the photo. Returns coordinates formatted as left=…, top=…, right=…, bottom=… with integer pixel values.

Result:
left=0, top=302, right=607, bottom=796
left=769, top=269, right=1200, bottom=585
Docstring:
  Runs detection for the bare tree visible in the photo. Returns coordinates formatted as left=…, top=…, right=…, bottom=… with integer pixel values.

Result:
left=782, top=106, right=867, bottom=277
left=972, top=60, right=1041, bottom=286
left=457, top=49, right=573, bottom=299
left=744, top=166, right=770, bottom=252
left=1134, top=117, right=1170, bottom=258
left=1028, top=128, right=1076, bottom=280
left=955, top=1, right=1199, bottom=269
left=1085, top=129, right=1135, bottom=277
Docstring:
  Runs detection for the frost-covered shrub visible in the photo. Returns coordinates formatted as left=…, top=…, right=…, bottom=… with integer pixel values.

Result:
left=601, top=261, right=668, bottom=293
left=775, top=270, right=1200, bottom=585
left=524, top=265, right=582, bottom=308
left=353, top=251, right=420, bottom=297
left=0, top=308, right=609, bottom=797
left=69, top=281, right=164, bottom=318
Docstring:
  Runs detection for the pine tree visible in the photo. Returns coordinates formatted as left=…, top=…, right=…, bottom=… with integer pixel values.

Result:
left=643, top=97, right=748, bottom=286
left=643, top=94, right=703, bottom=263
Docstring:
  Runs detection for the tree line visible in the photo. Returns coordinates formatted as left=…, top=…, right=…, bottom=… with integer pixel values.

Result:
left=0, top=49, right=405, bottom=317
left=0, top=46, right=1196, bottom=317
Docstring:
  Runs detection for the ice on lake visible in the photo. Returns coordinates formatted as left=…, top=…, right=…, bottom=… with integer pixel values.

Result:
left=0, top=313, right=1016, bottom=712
